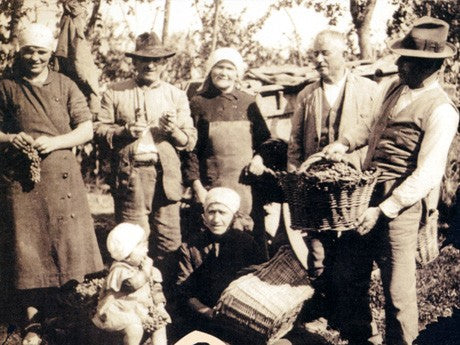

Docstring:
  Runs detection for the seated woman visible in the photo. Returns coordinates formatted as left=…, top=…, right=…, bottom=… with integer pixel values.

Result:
left=174, top=187, right=264, bottom=337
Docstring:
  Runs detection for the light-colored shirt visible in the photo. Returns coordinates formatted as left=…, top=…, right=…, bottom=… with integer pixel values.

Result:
left=133, top=84, right=159, bottom=156
left=96, top=79, right=196, bottom=152
left=379, top=81, right=459, bottom=218
left=323, top=72, right=347, bottom=107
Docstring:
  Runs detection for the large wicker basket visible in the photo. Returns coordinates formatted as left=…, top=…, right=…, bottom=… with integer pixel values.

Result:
left=215, top=245, right=314, bottom=344
left=278, top=159, right=379, bottom=231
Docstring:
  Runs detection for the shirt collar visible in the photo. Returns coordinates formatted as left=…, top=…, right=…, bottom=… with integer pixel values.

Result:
left=200, top=84, right=240, bottom=100
left=22, top=67, right=54, bottom=86
left=135, top=77, right=162, bottom=89
left=400, top=78, right=439, bottom=98
left=220, top=89, right=239, bottom=100
left=322, top=70, right=348, bottom=90
left=42, top=68, right=54, bottom=85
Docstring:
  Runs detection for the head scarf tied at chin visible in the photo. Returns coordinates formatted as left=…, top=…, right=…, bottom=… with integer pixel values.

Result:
left=17, top=23, right=55, bottom=51
left=199, top=47, right=246, bottom=94
left=204, top=187, right=241, bottom=215
left=205, top=47, right=246, bottom=80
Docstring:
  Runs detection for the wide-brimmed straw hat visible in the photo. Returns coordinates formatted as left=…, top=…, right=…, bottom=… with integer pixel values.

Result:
left=389, top=16, right=456, bottom=58
left=125, top=32, right=175, bottom=59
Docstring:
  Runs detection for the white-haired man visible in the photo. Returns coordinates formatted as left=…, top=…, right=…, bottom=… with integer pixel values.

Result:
left=287, top=29, right=381, bottom=344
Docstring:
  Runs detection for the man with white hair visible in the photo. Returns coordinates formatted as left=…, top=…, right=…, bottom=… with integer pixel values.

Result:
left=287, top=29, right=381, bottom=344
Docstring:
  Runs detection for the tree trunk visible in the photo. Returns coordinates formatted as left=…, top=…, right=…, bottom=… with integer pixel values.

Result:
left=210, top=0, right=221, bottom=52
left=86, top=0, right=102, bottom=38
left=162, top=0, right=171, bottom=43
left=9, top=0, right=24, bottom=44
left=350, top=0, right=378, bottom=60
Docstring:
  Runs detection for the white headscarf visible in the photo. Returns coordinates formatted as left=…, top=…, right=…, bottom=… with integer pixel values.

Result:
left=106, top=223, right=145, bottom=261
left=204, top=187, right=241, bottom=214
left=17, top=23, right=55, bottom=51
left=204, top=47, right=246, bottom=80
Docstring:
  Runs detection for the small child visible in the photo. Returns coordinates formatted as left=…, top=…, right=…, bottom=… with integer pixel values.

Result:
left=92, top=223, right=170, bottom=345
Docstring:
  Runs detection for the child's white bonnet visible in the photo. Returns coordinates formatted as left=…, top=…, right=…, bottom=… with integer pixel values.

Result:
left=107, top=222, right=145, bottom=261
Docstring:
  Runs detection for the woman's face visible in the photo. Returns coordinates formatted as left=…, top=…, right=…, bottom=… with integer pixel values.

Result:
left=19, top=46, right=52, bottom=77
left=210, top=60, right=238, bottom=93
left=203, top=203, right=234, bottom=235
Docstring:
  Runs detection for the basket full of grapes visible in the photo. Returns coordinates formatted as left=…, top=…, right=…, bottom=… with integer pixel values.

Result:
left=278, top=154, right=379, bottom=232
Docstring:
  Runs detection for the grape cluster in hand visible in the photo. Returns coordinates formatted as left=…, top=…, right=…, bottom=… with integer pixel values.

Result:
left=22, top=143, right=41, bottom=183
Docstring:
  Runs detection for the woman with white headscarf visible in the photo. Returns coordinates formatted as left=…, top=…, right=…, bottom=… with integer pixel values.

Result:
left=0, top=23, right=103, bottom=344
left=183, top=48, right=271, bottom=225
left=175, top=187, right=263, bottom=340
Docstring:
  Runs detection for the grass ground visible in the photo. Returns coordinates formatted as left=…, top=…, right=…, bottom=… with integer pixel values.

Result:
left=0, top=193, right=458, bottom=345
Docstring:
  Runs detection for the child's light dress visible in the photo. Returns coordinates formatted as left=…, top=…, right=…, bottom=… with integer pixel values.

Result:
left=92, top=260, right=170, bottom=331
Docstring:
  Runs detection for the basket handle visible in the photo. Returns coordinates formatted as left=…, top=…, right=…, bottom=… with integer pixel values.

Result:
left=298, top=152, right=327, bottom=173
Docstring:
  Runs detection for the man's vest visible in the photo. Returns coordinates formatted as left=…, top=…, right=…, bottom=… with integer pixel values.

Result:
left=318, top=85, right=345, bottom=149
left=365, top=82, right=456, bottom=183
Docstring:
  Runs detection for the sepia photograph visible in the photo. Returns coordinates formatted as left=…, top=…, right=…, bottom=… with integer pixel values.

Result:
left=0, top=0, right=458, bottom=344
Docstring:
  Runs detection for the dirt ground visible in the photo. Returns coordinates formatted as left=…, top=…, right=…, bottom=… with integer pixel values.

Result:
left=0, top=193, right=458, bottom=345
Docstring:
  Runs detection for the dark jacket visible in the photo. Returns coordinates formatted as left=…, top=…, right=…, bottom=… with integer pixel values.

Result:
left=177, top=227, right=264, bottom=307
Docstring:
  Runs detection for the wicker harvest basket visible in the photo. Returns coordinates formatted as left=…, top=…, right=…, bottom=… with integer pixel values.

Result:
left=416, top=209, right=440, bottom=266
left=278, top=157, right=379, bottom=231
left=215, top=245, right=314, bottom=344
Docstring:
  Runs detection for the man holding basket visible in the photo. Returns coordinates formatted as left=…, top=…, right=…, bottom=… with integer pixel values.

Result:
left=324, top=17, right=459, bottom=344
left=287, top=30, right=380, bottom=344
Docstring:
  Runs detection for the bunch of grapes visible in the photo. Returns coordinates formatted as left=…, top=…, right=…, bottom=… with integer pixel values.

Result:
left=74, top=277, right=106, bottom=317
left=300, top=161, right=377, bottom=186
left=142, top=305, right=170, bottom=334
left=21, top=143, right=41, bottom=183
left=75, top=277, right=105, bottom=299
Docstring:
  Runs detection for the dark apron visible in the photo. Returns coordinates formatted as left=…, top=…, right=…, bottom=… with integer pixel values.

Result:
left=208, top=121, right=253, bottom=215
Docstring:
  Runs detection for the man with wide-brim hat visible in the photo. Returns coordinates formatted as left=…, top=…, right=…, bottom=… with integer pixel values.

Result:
left=95, top=32, right=197, bottom=290
left=323, top=16, right=459, bottom=344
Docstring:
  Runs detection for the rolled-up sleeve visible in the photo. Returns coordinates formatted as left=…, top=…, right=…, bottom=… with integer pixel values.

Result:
left=94, top=88, right=126, bottom=149
left=67, top=78, right=93, bottom=127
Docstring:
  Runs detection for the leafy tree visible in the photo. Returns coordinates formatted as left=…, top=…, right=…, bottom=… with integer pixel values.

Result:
left=350, top=0, right=378, bottom=59
left=387, top=0, right=459, bottom=103
left=0, top=0, right=24, bottom=72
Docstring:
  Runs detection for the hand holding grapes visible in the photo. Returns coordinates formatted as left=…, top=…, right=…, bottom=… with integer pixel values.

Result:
left=9, top=132, right=35, bottom=151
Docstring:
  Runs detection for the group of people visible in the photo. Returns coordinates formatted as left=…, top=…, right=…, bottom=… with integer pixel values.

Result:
left=0, top=15, right=457, bottom=345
